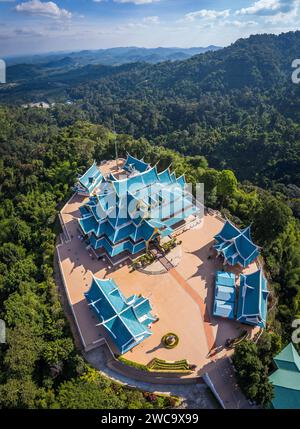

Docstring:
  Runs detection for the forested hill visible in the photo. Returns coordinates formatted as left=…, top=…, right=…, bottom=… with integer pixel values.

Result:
left=0, top=108, right=299, bottom=407
left=1, top=31, right=300, bottom=189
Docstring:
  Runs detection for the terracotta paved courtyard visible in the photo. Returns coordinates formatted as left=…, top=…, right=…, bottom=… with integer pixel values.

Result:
left=57, top=189, right=257, bottom=376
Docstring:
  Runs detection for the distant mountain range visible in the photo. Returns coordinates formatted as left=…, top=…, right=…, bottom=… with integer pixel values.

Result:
left=2, top=31, right=299, bottom=188
left=5, top=46, right=221, bottom=67
left=1, top=32, right=300, bottom=190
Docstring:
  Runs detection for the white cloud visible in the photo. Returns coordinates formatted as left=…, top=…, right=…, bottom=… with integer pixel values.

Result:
left=237, top=0, right=289, bottom=16
left=227, top=20, right=258, bottom=28
left=14, top=27, right=43, bottom=37
left=185, top=9, right=230, bottom=22
left=15, top=0, right=72, bottom=19
left=114, top=0, right=160, bottom=4
left=265, top=0, right=300, bottom=23
left=143, top=16, right=160, bottom=24
left=115, top=21, right=147, bottom=32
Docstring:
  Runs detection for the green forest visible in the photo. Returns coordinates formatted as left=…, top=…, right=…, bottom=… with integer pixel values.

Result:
left=0, top=30, right=300, bottom=408
left=0, top=108, right=178, bottom=409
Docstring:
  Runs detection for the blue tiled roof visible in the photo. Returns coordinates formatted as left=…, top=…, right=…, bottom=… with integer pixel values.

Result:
left=241, top=226, right=252, bottom=241
left=157, top=168, right=172, bottom=184
left=89, top=234, right=147, bottom=256
left=85, top=276, right=156, bottom=354
left=237, top=269, right=269, bottom=328
left=213, top=271, right=236, bottom=319
left=213, top=300, right=235, bottom=319
left=78, top=162, right=103, bottom=194
left=132, top=220, right=156, bottom=242
left=269, top=343, right=300, bottom=409
left=234, top=234, right=259, bottom=263
left=124, top=153, right=150, bottom=173
left=79, top=205, right=90, bottom=217
left=177, top=174, right=186, bottom=188
left=170, top=172, right=177, bottom=183
left=215, top=285, right=236, bottom=302
left=79, top=215, right=99, bottom=235
left=214, top=220, right=241, bottom=242
left=113, top=166, right=159, bottom=197
left=133, top=297, right=152, bottom=320
left=216, top=271, right=235, bottom=287
left=104, top=316, right=136, bottom=352
left=274, top=343, right=300, bottom=372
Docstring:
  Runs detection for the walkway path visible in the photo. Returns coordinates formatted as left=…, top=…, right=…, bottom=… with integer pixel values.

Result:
left=85, top=346, right=217, bottom=409
left=156, top=246, right=215, bottom=352
left=169, top=268, right=215, bottom=351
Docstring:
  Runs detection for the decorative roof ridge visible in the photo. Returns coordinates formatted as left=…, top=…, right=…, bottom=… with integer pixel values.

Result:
left=79, top=160, right=96, bottom=176
left=124, top=152, right=150, bottom=171
left=274, top=343, right=300, bottom=372
left=92, top=276, right=124, bottom=316
left=157, top=165, right=172, bottom=175
left=79, top=161, right=102, bottom=186
left=108, top=171, right=119, bottom=181
left=232, top=230, right=260, bottom=259
left=117, top=308, right=151, bottom=341
left=217, top=217, right=241, bottom=241
left=176, top=172, right=186, bottom=181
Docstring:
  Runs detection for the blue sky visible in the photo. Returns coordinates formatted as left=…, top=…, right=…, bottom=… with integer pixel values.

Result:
left=0, top=0, right=300, bottom=56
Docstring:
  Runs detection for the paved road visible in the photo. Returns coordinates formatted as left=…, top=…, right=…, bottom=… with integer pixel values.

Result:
left=85, top=346, right=218, bottom=409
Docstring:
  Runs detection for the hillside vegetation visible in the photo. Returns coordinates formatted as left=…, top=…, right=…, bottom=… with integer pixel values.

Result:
left=0, top=107, right=299, bottom=406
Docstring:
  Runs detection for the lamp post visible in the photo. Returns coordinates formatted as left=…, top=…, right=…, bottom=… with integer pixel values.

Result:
left=112, top=115, right=119, bottom=171
left=114, top=135, right=119, bottom=171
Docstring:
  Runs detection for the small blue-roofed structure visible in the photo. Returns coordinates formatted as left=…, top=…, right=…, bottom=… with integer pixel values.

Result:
left=214, top=220, right=260, bottom=268
left=85, top=276, right=157, bottom=354
left=269, top=343, right=300, bottom=409
left=237, top=269, right=269, bottom=328
left=123, top=153, right=150, bottom=173
left=74, top=161, right=103, bottom=196
left=213, top=271, right=236, bottom=320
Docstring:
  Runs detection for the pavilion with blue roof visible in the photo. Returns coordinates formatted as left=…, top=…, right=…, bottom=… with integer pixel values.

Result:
left=74, top=161, right=103, bottom=196
left=78, top=154, right=199, bottom=260
left=213, top=271, right=236, bottom=320
left=269, top=343, right=300, bottom=409
left=214, top=220, right=260, bottom=268
left=237, top=269, right=269, bottom=328
left=85, top=276, right=157, bottom=354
